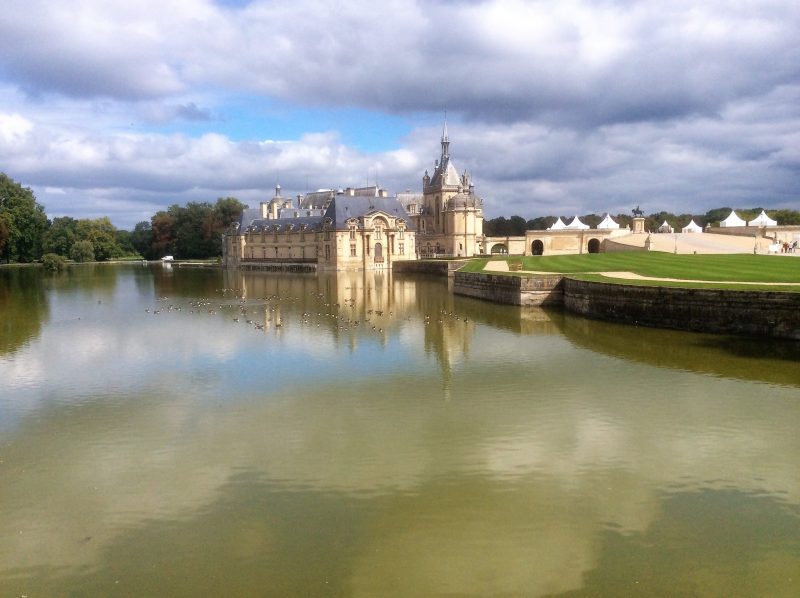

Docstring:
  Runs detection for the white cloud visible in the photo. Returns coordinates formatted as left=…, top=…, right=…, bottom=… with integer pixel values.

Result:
left=0, top=112, right=33, bottom=144
left=0, top=0, right=798, bottom=225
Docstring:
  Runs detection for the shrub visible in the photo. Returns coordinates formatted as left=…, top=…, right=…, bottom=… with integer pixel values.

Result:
left=42, top=253, right=67, bottom=272
left=70, top=240, right=95, bottom=263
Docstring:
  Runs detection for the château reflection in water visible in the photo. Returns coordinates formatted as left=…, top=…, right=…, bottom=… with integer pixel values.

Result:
left=1, top=264, right=799, bottom=597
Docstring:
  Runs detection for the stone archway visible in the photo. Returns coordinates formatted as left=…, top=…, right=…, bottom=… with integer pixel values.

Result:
left=531, top=240, right=544, bottom=255
left=490, top=243, right=508, bottom=254
left=587, top=238, right=601, bottom=254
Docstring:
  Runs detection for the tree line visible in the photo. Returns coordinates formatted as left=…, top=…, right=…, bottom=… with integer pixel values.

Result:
left=1, top=173, right=245, bottom=264
left=484, top=207, right=800, bottom=236
left=130, top=197, right=245, bottom=260
left=4, top=170, right=800, bottom=264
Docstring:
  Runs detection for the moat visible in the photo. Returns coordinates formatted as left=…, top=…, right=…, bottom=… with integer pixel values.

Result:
left=1, top=264, right=799, bottom=596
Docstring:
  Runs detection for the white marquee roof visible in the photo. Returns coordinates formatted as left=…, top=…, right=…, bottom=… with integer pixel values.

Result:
left=597, top=214, right=620, bottom=229
left=748, top=210, right=777, bottom=226
left=720, top=210, right=746, bottom=227
left=548, top=217, right=567, bottom=230
left=564, top=216, right=590, bottom=230
left=681, top=219, right=703, bottom=233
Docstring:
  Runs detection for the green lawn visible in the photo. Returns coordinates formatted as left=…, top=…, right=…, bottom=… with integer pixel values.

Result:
left=461, top=253, right=800, bottom=287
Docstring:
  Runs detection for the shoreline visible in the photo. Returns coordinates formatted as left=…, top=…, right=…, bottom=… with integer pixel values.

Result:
left=394, top=260, right=800, bottom=340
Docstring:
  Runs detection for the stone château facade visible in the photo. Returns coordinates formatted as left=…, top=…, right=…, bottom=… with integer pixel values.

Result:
left=223, top=184, right=415, bottom=270
left=223, top=125, right=486, bottom=269
left=398, top=122, right=485, bottom=257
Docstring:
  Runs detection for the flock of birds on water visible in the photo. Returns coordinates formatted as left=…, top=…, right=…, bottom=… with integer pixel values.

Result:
left=144, top=287, right=471, bottom=338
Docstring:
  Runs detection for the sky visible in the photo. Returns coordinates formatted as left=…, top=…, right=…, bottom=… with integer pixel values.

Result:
left=1, top=0, right=799, bottom=229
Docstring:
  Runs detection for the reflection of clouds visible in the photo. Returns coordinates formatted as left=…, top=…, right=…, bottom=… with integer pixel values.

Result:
left=3, top=268, right=800, bottom=593
left=2, top=362, right=799, bottom=585
left=2, top=315, right=242, bottom=396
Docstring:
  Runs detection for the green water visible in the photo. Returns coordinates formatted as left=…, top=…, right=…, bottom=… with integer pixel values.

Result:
left=1, top=264, right=799, bottom=597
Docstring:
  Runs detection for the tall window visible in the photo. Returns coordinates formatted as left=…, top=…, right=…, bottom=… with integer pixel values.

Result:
left=399, top=242, right=405, bottom=255
left=374, top=224, right=382, bottom=239
left=349, top=225, right=356, bottom=240
left=350, top=244, right=357, bottom=257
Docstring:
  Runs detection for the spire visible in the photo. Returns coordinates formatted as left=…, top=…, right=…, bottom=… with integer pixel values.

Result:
left=440, top=114, right=450, bottom=161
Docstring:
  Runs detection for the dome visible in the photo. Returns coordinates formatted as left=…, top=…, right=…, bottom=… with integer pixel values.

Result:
left=446, top=192, right=481, bottom=210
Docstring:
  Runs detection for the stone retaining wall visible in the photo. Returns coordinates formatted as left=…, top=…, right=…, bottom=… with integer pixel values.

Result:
left=452, top=271, right=800, bottom=338
left=394, top=260, right=469, bottom=276
left=563, top=279, right=800, bottom=339
left=453, top=271, right=564, bottom=307
left=601, top=238, right=648, bottom=253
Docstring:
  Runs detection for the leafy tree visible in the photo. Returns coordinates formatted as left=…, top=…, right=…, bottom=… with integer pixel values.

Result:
left=484, top=216, right=527, bottom=236
left=527, top=216, right=556, bottom=230
left=75, top=217, right=123, bottom=261
left=131, top=221, right=156, bottom=259
left=151, top=211, right=176, bottom=258
left=703, top=207, right=732, bottom=225
left=214, top=196, right=246, bottom=228
left=114, top=229, right=137, bottom=256
left=768, top=209, right=800, bottom=225
left=0, top=213, right=9, bottom=262
left=0, top=173, right=48, bottom=262
left=43, top=216, right=78, bottom=256
left=738, top=208, right=760, bottom=223
left=615, top=214, right=633, bottom=229
left=582, top=213, right=602, bottom=228
left=70, top=239, right=95, bottom=262
left=172, top=202, right=217, bottom=258
left=148, top=197, right=245, bottom=259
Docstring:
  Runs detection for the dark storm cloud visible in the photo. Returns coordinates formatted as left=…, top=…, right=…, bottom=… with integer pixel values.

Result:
left=2, top=1, right=799, bottom=126
left=222, top=1, right=800, bottom=129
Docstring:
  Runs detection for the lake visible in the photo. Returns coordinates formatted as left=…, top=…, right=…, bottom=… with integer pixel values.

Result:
left=1, top=263, right=799, bottom=596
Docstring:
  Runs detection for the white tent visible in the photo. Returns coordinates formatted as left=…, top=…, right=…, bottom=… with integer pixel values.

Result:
left=564, top=216, right=590, bottom=230
left=720, top=210, right=746, bottom=227
left=748, top=210, right=777, bottom=227
left=548, top=217, right=567, bottom=230
left=682, top=219, right=703, bottom=233
left=658, top=220, right=674, bottom=233
left=596, top=214, right=620, bottom=229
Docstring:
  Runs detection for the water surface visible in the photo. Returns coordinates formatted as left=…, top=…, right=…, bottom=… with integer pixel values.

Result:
left=1, top=264, right=799, bottom=596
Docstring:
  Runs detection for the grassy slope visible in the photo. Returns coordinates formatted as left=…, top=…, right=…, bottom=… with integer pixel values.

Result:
left=460, top=253, right=800, bottom=290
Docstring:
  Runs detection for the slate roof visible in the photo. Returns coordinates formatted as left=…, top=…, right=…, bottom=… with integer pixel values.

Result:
left=245, top=215, right=324, bottom=232
left=238, top=194, right=415, bottom=233
left=323, top=195, right=416, bottom=230
left=239, top=207, right=264, bottom=231
left=429, top=158, right=462, bottom=188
